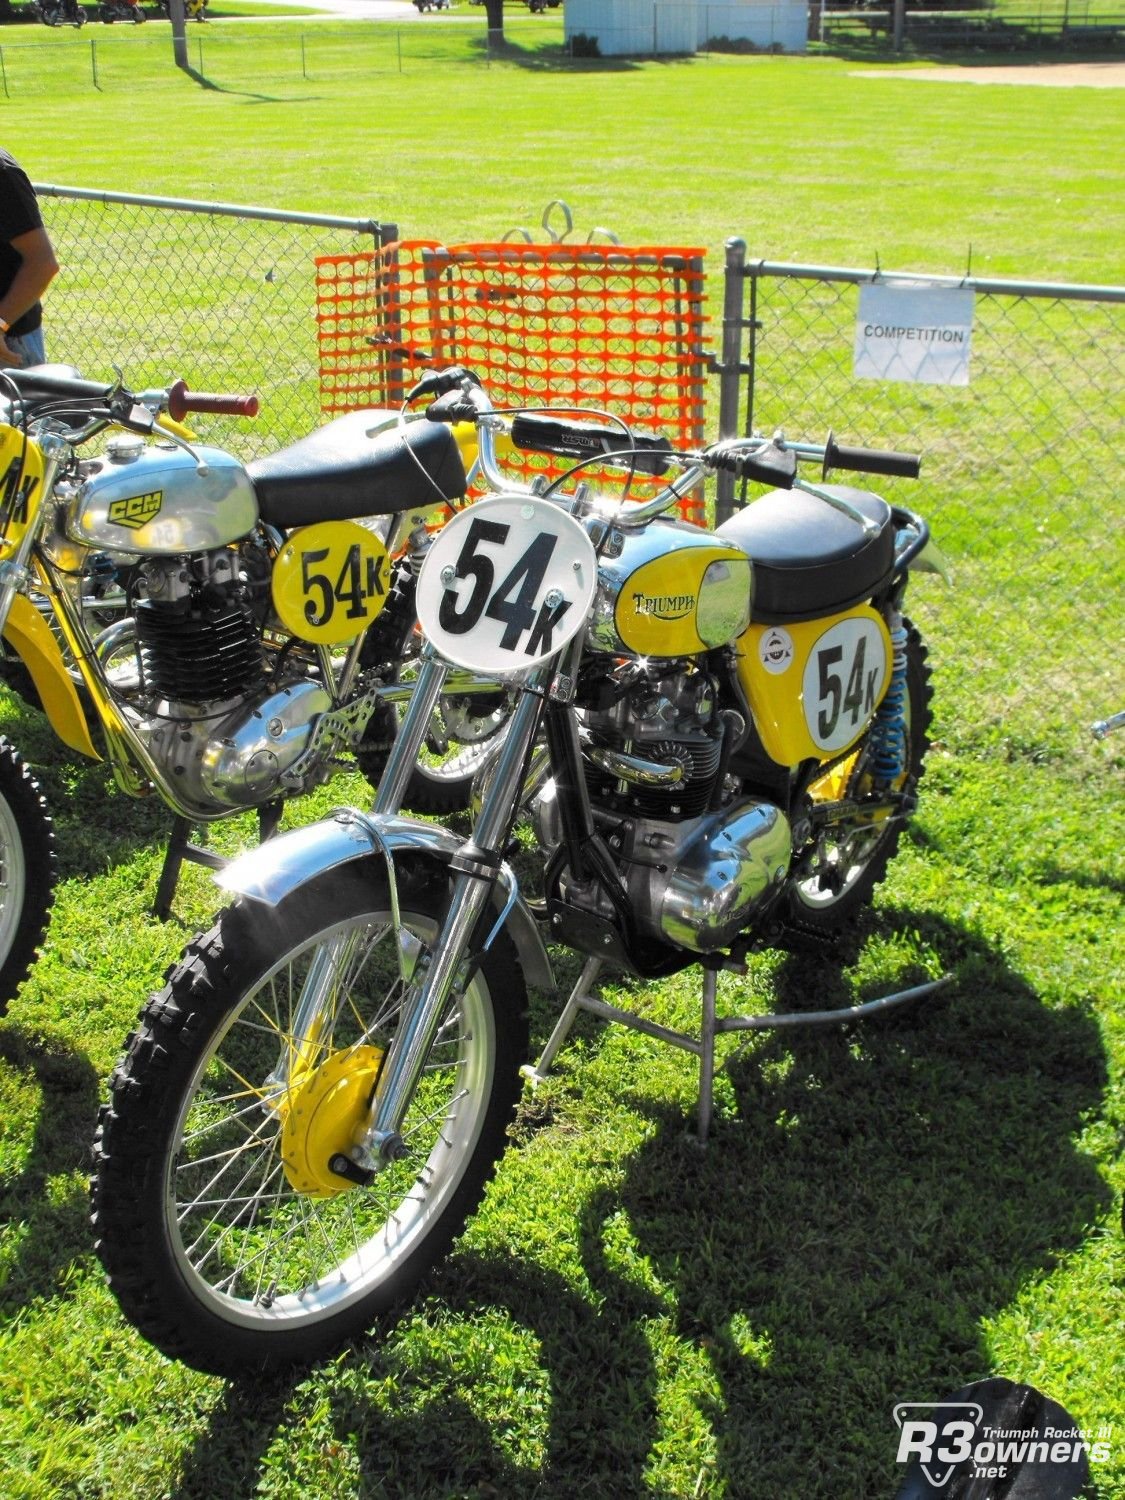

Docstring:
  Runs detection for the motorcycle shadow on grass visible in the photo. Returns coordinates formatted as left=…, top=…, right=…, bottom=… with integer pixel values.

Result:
left=169, top=910, right=1111, bottom=1499
left=0, top=1026, right=100, bottom=1316
left=0, top=696, right=174, bottom=883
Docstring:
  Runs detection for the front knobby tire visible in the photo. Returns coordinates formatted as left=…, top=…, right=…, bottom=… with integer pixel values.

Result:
left=0, top=737, right=56, bottom=1014
left=785, top=620, right=932, bottom=942
left=91, top=863, right=528, bottom=1376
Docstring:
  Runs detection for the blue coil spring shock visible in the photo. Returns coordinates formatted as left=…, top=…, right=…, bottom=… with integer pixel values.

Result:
left=869, top=620, right=908, bottom=789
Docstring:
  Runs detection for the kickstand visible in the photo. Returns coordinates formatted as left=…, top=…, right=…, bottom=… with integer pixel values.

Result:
left=153, top=800, right=284, bottom=921
left=523, top=957, right=952, bottom=1145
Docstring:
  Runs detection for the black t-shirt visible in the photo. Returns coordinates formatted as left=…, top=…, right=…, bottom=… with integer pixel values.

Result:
left=0, top=150, right=45, bottom=336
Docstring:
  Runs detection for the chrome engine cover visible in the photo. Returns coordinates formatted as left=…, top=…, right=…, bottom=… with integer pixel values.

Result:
left=143, top=678, right=332, bottom=813
left=647, top=798, right=791, bottom=952
left=542, top=793, right=792, bottom=955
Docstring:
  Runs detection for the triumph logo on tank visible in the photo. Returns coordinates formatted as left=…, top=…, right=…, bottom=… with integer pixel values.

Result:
left=108, top=490, right=163, bottom=529
left=630, top=590, right=695, bottom=622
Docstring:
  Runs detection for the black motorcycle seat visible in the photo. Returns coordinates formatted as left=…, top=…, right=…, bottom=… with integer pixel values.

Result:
left=716, top=485, right=895, bottom=623
left=248, top=410, right=466, bottom=530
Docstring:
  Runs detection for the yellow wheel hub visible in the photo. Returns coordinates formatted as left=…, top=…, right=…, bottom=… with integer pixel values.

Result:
left=279, top=1044, right=384, bottom=1199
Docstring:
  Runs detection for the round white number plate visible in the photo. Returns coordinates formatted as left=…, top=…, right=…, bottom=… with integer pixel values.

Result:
left=802, top=617, right=889, bottom=753
left=417, top=495, right=598, bottom=674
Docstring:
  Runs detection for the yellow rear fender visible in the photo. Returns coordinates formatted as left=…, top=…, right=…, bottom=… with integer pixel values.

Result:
left=1, top=595, right=100, bottom=759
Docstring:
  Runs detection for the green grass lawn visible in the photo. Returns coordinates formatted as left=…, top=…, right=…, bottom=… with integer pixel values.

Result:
left=0, top=26, right=1123, bottom=1500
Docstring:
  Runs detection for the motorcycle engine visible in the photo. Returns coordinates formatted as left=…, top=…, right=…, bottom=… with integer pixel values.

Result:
left=577, top=657, right=724, bottom=820
left=534, top=658, right=792, bottom=958
left=111, top=543, right=330, bottom=814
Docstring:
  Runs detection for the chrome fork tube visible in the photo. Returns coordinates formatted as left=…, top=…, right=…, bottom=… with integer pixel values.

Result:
left=359, top=668, right=550, bottom=1162
left=371, top=641, right=449, bottom=815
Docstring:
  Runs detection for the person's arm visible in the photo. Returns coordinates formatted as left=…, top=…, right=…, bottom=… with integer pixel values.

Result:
left=0, top=226, right=59, bottom=330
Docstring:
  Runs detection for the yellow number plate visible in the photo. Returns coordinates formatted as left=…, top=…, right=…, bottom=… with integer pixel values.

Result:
left=0, top=423, right=46, bottom=556
left=271, top=521, right=391, bottom=645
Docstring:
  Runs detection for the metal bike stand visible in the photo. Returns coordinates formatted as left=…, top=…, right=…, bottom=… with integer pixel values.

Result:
left=153, top=800, right=284, bottom=920
left=522, top=957, right=953, bottom=1144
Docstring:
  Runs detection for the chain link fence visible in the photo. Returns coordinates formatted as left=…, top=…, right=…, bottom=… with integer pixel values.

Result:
left=36, top=185, right=394, bottom=459
left=26, top=191, right=1125, bottom=747
left=715, top=243, right=1125, bottom=750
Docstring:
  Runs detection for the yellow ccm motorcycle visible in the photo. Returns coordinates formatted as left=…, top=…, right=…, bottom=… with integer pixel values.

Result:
left=92, top=369, right=950, bottom=1376
left=0, top=365, right=520, bottom=1011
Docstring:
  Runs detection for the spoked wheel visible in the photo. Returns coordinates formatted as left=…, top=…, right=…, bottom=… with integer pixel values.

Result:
left=91, top=863, right=528, bottom=1376
left=0, top=738, right=57, bottom=1014
left=785, top=620, right=931, bottom=941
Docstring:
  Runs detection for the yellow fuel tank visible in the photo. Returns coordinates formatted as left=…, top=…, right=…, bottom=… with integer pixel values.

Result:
left=587, top=515, right=752, bottom=659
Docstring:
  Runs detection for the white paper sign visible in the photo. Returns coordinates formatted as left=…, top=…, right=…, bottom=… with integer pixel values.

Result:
left=854, top=283, right=974, bottom=386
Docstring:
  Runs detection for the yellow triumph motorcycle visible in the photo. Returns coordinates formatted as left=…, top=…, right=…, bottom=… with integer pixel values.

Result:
left=92, top=369, right=950, bottom=1375
left=0, top=365, right=521, bottom=1011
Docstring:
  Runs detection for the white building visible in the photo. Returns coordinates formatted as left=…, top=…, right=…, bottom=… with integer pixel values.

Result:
left=564, top=0, right=808, bottom=57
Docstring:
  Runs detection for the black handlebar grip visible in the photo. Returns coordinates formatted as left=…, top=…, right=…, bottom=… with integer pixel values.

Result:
left=406, top=366, right=483, bottom=405
left=510, top=413, right=673, bottom=476
left=423, top=389, right=486, bottom=426
left=5, top=368, right=116, bottom=405
left=824, top=436, right=920, bottom=480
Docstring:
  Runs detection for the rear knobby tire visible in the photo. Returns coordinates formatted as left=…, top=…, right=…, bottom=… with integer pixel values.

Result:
left=784, top=620, right=931, bottom=942
left=0, top=737, right=56, bottom=1014
left=91, top=863, right=528, bottom=1376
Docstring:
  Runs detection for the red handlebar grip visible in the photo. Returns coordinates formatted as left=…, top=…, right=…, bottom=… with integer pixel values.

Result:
left=167, top=379, right=260, bottom=422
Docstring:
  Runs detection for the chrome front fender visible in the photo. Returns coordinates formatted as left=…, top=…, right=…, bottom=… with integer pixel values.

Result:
left=216, top=809, right=555, bottom=992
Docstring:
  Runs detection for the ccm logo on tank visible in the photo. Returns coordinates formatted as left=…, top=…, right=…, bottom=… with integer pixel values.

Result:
left=109, top=491, right=163, bottom=529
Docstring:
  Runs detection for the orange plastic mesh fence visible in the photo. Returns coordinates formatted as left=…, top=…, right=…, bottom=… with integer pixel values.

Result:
left=316, top=240, right=709, bottom=515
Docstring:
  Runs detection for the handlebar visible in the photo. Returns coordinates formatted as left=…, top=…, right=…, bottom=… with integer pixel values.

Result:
left=509, top=413, right=673, bottom=477
left=822, top=433, right=920, bottom=481
left=3, top=367, right=259, bottom=434
left=406, top=365, right=921, bottom=531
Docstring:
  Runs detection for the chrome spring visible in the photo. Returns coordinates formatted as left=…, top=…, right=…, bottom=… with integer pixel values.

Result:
left=869, top=620, right=908, bottom=789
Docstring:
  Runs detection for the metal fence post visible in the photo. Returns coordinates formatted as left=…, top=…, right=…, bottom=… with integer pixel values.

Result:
left=715, top=236, right=747, bottom=523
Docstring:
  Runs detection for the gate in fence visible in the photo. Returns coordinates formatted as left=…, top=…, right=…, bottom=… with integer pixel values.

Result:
left=314, top=237, right=709, bottom=512
left=35, top=184, right=395, bottom=459
left=714, top=239, right=1125, bottom=746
